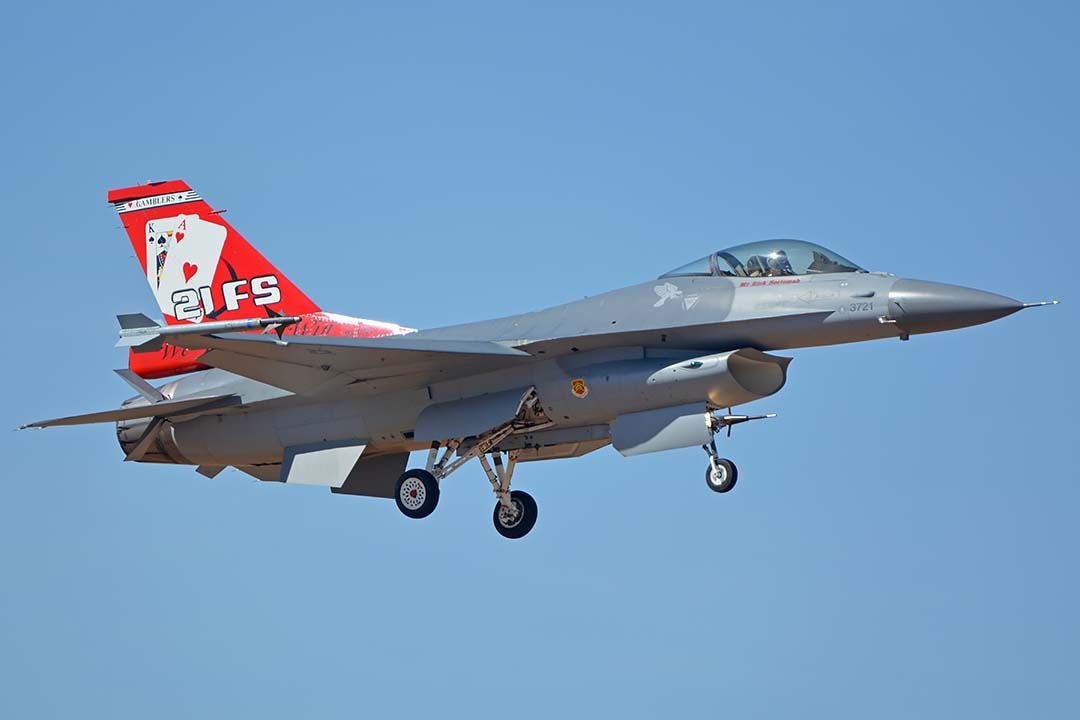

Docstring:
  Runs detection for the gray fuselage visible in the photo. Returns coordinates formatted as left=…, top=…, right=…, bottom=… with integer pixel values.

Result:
left=124, top=269, right=1022, bottom=471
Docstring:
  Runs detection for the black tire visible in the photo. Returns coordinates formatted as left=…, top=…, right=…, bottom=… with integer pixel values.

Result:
left=705, top=459, right=738, bottom=493
left=395, top=469, right=440, bottom=519
left=493, top=490, right=538, bottom=539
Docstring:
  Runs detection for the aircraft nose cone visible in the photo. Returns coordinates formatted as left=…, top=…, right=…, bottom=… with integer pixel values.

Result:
left=888, top=279, right=1024, bottom=334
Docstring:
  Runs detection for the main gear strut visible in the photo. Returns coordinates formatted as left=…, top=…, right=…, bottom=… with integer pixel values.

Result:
left=394, top=389, right=545, bottom=538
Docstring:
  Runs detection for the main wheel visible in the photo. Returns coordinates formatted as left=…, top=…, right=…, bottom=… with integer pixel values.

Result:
left=705, top=459, right=738, bottom=493
left=493, top=490, right=538, bottom=539
left=395, top=469, right=440, bottom=519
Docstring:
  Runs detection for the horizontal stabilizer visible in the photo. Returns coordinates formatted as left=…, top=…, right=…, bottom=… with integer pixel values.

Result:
left=123, top=416, right=166, bottom=461
left=22, top=394, right=240, bottom=429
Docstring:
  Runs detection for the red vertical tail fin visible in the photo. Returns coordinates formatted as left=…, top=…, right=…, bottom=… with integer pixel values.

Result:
left=109, top=180, right=410, bottom=379
left=108, top=180, right=320, bottom=325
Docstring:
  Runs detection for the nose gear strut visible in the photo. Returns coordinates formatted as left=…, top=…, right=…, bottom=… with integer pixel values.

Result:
left=702, top=408, right=775, bottom=494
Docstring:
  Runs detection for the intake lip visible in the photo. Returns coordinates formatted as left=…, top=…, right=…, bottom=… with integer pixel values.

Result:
left=888, top=279, right=1025, bottom=334
left=727, top=348, right=792, bottom=398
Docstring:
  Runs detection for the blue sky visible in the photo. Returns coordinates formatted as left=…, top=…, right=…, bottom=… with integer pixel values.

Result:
left=1, top=1, right=1076, bottom=717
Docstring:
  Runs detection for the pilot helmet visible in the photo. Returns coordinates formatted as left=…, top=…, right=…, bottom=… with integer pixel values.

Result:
left=767, top=249, right=793, bottom=274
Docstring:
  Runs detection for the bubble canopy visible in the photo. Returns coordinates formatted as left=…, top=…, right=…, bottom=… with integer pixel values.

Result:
left=661, top=239, right=865, bottom=279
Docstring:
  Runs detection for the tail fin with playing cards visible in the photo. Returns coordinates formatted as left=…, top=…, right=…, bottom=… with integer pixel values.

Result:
left=108, top=179, right=321, bottom=325
left=108, top=180, right=412, bottom=379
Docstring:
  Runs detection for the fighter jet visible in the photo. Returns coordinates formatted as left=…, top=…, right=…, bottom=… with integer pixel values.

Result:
left=23, top=180, right=1058, bottom=539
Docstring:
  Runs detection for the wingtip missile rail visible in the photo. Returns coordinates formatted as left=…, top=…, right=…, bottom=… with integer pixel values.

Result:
left=116, top=315, right=302, bottom=348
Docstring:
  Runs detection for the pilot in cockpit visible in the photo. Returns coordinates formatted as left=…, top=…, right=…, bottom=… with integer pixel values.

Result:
left=767, top=250, right=794, bottom=276
left=660, top=239, right=866, bottom=280
left=745, top=249, right=795, bottom=277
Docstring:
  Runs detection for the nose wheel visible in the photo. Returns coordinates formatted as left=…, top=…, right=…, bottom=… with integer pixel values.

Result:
left=703, top=426, right=739, bottom=495
left=705, top=458, right=738, bottom=493
left=702, top=408, right=773, bottom=495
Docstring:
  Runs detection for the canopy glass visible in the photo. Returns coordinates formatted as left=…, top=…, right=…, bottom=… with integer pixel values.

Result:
left=662, top=239, right=864, bottom=279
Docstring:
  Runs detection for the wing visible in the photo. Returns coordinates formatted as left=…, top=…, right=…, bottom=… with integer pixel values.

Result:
left=167, top=332, right=534, bottom=394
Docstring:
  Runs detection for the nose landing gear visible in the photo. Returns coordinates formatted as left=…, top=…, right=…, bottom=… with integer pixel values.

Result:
left=705, top=457, right=738, bottom=493
left=702, top=409, right=774, bottom=494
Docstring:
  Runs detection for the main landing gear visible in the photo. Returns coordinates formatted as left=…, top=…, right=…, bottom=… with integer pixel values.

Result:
left=394, top=391, right=544, bottom=539
left=480, top=451, right=537, bottom=539
left=394, top=468, right=440, bottom=518
left=394, top=431, right=538, bottom=539
left=702, top=409, right=775, bottom=494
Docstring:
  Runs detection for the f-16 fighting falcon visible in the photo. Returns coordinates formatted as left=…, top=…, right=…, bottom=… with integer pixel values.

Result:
left=24, top=180, right=1059, bottom=539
